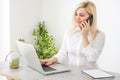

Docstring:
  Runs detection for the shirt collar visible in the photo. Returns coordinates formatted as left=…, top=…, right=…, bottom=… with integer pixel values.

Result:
left=73, top=27, right=92, bottom=38
left=73, top=27, right=81, bottom=32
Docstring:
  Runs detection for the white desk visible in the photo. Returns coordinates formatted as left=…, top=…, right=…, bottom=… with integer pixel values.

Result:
left=0, top=62, right=120, bottom=80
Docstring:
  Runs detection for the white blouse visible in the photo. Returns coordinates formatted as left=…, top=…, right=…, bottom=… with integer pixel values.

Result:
left=55, top=27, right=105, bottom=69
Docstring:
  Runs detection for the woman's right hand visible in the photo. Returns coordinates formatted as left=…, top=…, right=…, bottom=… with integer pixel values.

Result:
left=40, top=57, right=58, bottom=66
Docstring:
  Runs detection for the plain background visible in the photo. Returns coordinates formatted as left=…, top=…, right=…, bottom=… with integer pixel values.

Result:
left=0, top=0, right=120, bottom=73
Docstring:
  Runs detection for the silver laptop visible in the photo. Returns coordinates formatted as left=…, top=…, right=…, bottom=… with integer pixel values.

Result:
left=16, top=41, right=70, bottom=75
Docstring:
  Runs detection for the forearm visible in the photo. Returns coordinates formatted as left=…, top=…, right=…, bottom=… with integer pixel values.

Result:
left=82, top=36, right=89, bottom=48
left=83, top=32, right=105, bottom=62
left=50, top=57, right=58, bottom=63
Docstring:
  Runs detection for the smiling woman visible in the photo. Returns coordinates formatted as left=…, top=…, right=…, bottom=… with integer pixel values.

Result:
left=2, top=0, right=120, bottom=73
left=0, top=0, right=10, bottom=62
left=33, top=0, right=120, bottom=73
left=40, top=0, right=105, bottom=69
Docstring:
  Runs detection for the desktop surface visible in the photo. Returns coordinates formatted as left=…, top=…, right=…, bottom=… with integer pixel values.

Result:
left=0, top=62, right=120, bottom=80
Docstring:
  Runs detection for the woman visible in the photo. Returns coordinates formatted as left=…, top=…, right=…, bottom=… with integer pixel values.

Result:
left=40, top=0, right=105, bottom=69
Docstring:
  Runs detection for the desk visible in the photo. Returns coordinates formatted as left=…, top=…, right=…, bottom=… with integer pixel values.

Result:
left=0, top=62, right=120, bottom=80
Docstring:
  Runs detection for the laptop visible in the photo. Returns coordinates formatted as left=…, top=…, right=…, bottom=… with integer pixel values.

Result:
left=16, top=41, right=70, bottom=75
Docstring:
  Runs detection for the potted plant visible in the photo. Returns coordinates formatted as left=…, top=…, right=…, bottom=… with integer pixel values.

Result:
left=5, top=50, right=20, bottom=69
left=32, top=21, right=58, bottom=59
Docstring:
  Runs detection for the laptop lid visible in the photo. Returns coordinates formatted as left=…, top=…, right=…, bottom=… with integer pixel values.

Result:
left=16, top=41, right=70, bottom=75
left=16, top=41, right=45, bottom=74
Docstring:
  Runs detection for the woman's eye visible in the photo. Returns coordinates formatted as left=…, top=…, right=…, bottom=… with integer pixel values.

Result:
left=75, top=13, right=77, bottom=16
left=75, top=13, right=85, bottom=17
left=79, top=14, right=84, bottom=17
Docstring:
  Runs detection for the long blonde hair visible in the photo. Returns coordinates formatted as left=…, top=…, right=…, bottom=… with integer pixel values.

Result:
left=72, top=0, right=98, bottom=39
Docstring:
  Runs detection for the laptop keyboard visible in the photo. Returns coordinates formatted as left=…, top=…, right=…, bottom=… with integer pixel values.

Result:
left=42, top=65, right=56, bottom=72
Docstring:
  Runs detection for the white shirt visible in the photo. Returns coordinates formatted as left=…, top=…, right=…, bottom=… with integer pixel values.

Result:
left=55, top=27, right=105, bottom=69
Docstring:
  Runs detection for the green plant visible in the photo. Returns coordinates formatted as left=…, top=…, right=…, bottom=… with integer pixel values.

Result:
left=10, top=58, right=19, bottom=69
left=32, top=21, right=58, bottom=59
left=18, top=38, right=25, bottom=42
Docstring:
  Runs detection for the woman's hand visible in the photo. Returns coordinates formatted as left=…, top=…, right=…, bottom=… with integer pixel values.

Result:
left=79, top=20, right=91, bottom=37
left=78, top=20, right=91, bottom=48
left=40, top=57, right=58, bottom=66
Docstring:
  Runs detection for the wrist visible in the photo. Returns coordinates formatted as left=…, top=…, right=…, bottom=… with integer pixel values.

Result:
left=82, top=35, right=89, bottom=48
left=82, top=35, right=88, bottom=39
left=49, top=57, right=57, bottom=63
left=82, top=30, right=89, bottom=36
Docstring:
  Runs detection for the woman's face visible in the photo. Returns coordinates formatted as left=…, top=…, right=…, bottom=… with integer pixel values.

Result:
left=75, top=8, right=89, bottom=24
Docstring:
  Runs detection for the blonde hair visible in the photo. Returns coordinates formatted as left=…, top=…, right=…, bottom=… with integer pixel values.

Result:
left=72, top=0, right=98, bottom=39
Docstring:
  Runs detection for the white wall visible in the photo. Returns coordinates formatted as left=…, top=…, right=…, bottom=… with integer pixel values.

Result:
left=9, top=0, right=120, bottom=73
left=0, top=0, right=10, bottom=62
left=9, top=0, right=42, bottom=51
left=93, top=0, right=120, bottom=73
left=39, top=0, right=78, bottom=49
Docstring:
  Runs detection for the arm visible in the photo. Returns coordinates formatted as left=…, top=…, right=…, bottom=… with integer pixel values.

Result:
left=82, top=34, right=89, bottom=48
left=40, top=31, right=68, bottom=66
left=82, top=32, right=105, bottom=62
left=54, top=32, right=68, bottom=63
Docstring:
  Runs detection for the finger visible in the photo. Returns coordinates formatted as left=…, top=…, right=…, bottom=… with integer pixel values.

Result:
left=40, top=60, right=43, bottom=63
left=41, top=59, right=49, bottom=62
left=80, top=23, right=85, bottom=30
left=86, top=20, right=90, bottom=26
left=88, top=20, right=90, bottom=24
left=80, top=24, right=83, bottom=30
left=45, top=62, right=52, bottom=66
left=80, top=26, right=82, bottom=30
left=40, top=59, right=48, bottom=64
left=40, top=61, right=45, bottom=64
left=84, top=21, right=88, bottom=26
left=82, top=22, right=87, bottom=28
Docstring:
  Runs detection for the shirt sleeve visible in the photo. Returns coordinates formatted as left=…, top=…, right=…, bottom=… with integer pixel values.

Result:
left=54, top=32, right=68, bottom=63
left=82, top=32, right=105, bottom=62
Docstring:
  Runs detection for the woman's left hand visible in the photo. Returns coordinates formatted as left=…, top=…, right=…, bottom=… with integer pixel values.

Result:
left=80, top=20, right=91, bottom=37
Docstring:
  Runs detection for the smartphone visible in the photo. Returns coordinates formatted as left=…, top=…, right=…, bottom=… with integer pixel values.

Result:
left=86, top=14, right=93, bottom=25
